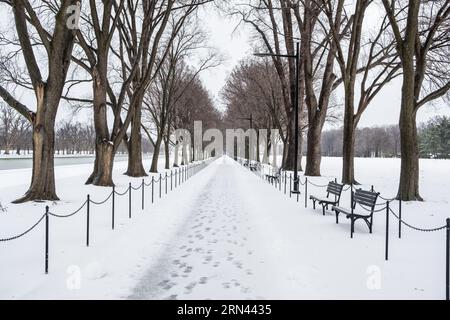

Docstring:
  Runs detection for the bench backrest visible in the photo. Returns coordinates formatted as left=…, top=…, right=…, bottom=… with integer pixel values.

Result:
left=326, top=181, right=344, bottom=196
left=326, top=181, right=344, bottom=202
left=352, top=189, right=380, bottom=213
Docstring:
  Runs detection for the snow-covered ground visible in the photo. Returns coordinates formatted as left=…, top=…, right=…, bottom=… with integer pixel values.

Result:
left=0, top=156, right=449, bottom=299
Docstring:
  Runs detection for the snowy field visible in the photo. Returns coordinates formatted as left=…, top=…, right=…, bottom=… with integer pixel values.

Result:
left=0, top=156, right=449, bottom=299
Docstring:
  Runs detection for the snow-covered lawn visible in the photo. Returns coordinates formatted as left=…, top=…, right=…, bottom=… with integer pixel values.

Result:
left=0, top=156, right=449, bottom=299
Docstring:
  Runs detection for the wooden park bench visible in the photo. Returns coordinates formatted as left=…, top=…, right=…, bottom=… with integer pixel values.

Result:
left=332, top=189, right=380, bottom=238
left=265, top=167, right=282, bottom=184
left=309, top=181, right=344, bottom=216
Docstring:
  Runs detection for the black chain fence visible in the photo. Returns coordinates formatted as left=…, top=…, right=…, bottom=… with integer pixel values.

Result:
left=0, top=158, right=215, bottom=275
left=237, top=157, right=450, bottom=300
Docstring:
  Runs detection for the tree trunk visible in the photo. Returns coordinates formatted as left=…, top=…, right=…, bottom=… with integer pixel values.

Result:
left=305, top=121, right=323, bottom=176
left=397, top=67, right=422, bottom=200
left=13, top=99, right=58, bottom=203
left=342, top=83, right=358, bottom=185
left=342, top=124, right=357, bottom=185
left=86, top=67, right=115, bottom=186
left=342, top=76, right=359, bottom=185
left=91, top=141, right=115, bottom=186
left=150, top=136, right=163, bottom=173
left=126, top=98, right=147, bottom=177
left=164, top=136, right=170, bottom=169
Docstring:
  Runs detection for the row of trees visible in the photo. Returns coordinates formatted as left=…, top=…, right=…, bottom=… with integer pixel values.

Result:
left=221, top=0, right=450, bottom=201
left=0, top=103, right=30, bottom=155
left=0, top=107, right=153, bottom=155
left=321, top=116, right=450, bottom=159
left=0, top=0, right=220, bottom=203
left=322, top=125, right=400, bottom=158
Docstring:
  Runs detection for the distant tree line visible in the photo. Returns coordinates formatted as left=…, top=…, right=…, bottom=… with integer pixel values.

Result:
left=321, top=116, right=449, bottom=159
left=1, top=104, right=153, bottom=156
left=419, top=116, right=450, bottom=159
left=0, top=103, right=31, bottom=155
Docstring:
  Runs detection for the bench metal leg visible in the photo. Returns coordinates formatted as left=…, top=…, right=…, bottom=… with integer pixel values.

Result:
left=351, top=218, right=355, bottom=238
left=322, top=205, right=326, bottom=216
left=312, top=200, right=316, bottom=210
left=335, top=212, right=339, bottom=224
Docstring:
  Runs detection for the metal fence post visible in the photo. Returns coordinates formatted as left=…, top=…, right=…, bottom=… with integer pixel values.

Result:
left=399, top=199, right=402, bottom=239
left=305, top=178, right=308, bottom=208
left=45, top=206, right=49, bottom=274
left=165, top=172, right=168, bottom=194
left=128, top=183, right=132, bottom=219
left=289, top=174, right=292, bottom=198
left=385, top=201, right=390, bottom=261
left=112, top=186, right=115, bottom=230
left=159, top=174, right=162, bottom=198
left=171, top=171, right=173, bottom=191
left=151, top=176, right=154, bottom=204
left=175, top=170, right=177, bottom=188
left=142, top=179, right=145, bottom=210
left=86, top=194, right=90, bottom=247
left=284, top=172, right=287, bottom=195
left=446, top=218, right=449, bottom=301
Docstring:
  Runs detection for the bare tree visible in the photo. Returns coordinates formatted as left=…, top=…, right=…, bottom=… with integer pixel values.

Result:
left=66, top=0, right=125, bottom=185
left=288, top=0, right=349, bottom=176
left=226, top=0, right=305, bottom=170
left=143, top=18, right=219, bottom=172
left=0, top=0, right=81, bottom=202
left=324, top=0, right=400, bottom=184
left=382, top=0, right=450, bottom=200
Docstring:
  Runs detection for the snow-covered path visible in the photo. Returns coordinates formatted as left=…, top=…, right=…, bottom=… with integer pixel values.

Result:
left=130, top=157, right=285, bottom=299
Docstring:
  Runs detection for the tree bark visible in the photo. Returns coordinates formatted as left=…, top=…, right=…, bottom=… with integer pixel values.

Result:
left=342, top=81, right=357, bottom=184
left=164, top=135, right=170, bottom=169
left=126, top=98, right=147, bottom=177
left=14, top=93, right=59, bottom=203
left=86, top=66, right=113, bottom=185
left=397, top=65, right=422, bottom=200
left=305, top=122, right=323, bottom=176
left=150, top=135, right=163, bottom=173
left=91, top=141, right=115, bottom=186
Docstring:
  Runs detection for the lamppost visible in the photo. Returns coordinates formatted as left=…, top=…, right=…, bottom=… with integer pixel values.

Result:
left=254, top=42, right=300, bottom=194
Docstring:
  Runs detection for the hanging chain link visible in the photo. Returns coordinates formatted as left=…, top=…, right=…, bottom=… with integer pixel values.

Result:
left=0, top=214, right=46, bottom=242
